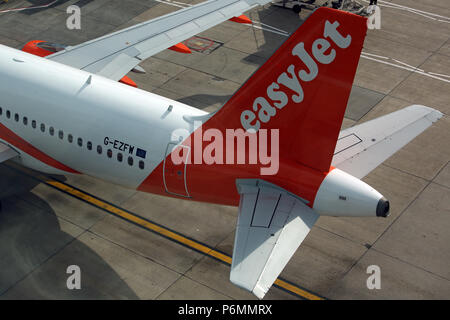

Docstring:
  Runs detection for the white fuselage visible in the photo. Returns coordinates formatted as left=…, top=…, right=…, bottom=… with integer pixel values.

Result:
left=0, top=44, right=205, bottom=188
left=0, top=44, right=387, bottom=218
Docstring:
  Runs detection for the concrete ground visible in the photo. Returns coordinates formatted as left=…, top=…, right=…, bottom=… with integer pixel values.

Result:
left=0, top=0, right=449, bottom=300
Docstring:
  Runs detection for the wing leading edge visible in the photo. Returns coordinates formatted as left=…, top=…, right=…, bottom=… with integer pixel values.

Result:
left=47, top=0, right=272, bottom=81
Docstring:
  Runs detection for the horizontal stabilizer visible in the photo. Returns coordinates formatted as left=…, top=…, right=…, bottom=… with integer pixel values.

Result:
left=332, top=105, right=443, bottom=179
left=231, top=180, right=318, bottom=299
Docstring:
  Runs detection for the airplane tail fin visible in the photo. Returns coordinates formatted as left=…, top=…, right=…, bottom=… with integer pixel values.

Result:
left=208, top=7, right=367, bottom=172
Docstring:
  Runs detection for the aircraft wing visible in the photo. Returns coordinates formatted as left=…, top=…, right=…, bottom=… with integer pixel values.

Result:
left=47, top=0, right=271, bottom=81
left=0, top=142, right=18, bottom=163
left=332, top=105, right=443, bottom=179
left=231, top=179, right=319, bottom=299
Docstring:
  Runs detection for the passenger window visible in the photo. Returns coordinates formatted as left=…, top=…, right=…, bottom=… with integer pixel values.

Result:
left=128, top=156, right=133, bottom=166
left=58, top=130, right=64, bottom=139
left=139, top=160, right=145, bottom=170
left=68, top=134, right=73, bottom=143
left=117, top=153, right=123, bottom=162
left=40, top=123, right=45, bottom=132
left=23, top=117, right=28, bottom=125
left=0, top=107, right=2, bottom=115
left=49, top=127, right=54, bottom=136
left=6, top=111, right=11, bottom=119
left=107, top=149, right=112, bottom=158
left=87, top=141, right=92, bottom=150
left=14, top=114, right=19, bottom=122
left=97, top=145, right=102, bottom=154
left=77, top=138, right=83, bottom=147
left=32, top=120, right=36, bottom=128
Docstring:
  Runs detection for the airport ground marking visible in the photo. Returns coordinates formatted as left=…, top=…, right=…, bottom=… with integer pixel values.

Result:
left=3, top=163, right=325, bottom=300
left=44, top=180, right=324, bottom=300
left=157, top=0, right=450, bottom=84
left=0, top=0, right=58, bottom=13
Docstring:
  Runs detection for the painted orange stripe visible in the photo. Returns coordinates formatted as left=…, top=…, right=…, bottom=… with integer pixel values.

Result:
left=0, top=123, right=79, bottom=174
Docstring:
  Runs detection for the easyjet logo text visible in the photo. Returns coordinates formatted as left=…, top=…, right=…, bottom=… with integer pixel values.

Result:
left=240, top=20, right=352, bottom=132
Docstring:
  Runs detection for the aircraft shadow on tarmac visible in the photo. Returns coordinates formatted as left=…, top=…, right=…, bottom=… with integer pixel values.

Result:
left=242, top=6, right=306, bottom=64
left=0, top=163, right=139, bottom=299
left=174, top=6, right=308, bottom=111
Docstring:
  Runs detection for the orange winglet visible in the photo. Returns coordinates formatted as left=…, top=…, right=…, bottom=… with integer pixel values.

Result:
left=119, top=75, right=138, bottom=88
left=229, top=15, right=252, bottom=24
left=168, top=43, right=192, bottom=54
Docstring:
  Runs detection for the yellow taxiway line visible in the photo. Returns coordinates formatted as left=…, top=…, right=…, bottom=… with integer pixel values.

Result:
left=5, top=163, right=325, bottom=300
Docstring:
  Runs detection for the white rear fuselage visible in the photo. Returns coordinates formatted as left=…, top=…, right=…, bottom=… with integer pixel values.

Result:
left=0, top=44, right=205, bottom=188
left=0, top=44, right=388, bottom=218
